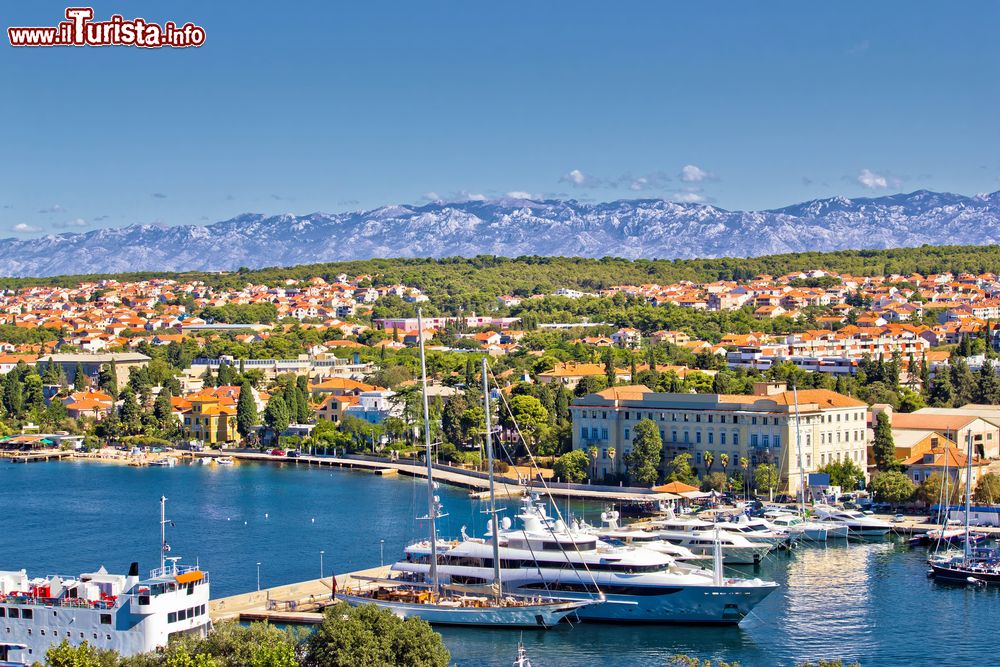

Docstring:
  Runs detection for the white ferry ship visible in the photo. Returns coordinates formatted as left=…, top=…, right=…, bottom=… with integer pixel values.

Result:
left=0, top=560, right=210, bottom=666
left=0, top=498, right=209, bottom=666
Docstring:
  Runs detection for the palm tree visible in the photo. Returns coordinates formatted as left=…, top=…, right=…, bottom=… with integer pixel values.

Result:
left=608, top=447, right=616, bottom=478
left=719, top=452, right=730, bottom=476
left=588, top=445, right=598, bottom=480
left=740, top=456, right=750, bottom=498
left=703, top=450, right=715, bottom=475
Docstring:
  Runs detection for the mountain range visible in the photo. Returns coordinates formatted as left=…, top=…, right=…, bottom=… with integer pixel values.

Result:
left=3, top=189, right=1000, bottom=277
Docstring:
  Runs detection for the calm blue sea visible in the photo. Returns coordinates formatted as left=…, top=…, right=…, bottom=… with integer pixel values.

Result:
left=1, top=460, right=996, bottom=667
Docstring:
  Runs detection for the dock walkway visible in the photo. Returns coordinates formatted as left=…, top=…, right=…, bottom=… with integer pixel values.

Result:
left=195, top=451, right=677, bottom=503
left=1, top=450, right=73, bottom=463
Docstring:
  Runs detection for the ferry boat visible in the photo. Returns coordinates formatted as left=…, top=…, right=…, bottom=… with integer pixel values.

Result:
left=0, top=498, right=209, bottom=666
left=393, top=494, right=779, bottom=624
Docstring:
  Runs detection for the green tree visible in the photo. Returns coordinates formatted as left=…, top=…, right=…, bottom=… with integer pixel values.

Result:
left=73, top=361, right=87, bottom=390
left=98, top=363, right=118, bottom=398
left=927, top=370, right=955, bottom=407
left=701, top=471, right=729, bottom=493
left=702, top=450, right=715, bottom=474
left=158, top=620, right=298, bottom=667
left=303, top=602, right=449, bottom=667
left=871, top=412, right=899, bottom=472
left=977, top=358, right=1000, bottom=404
left=915, top=472, right=961, bottom=506
left=603, top=347, right=616, bottom=385
left=119, top=386, right=143, bottom=435
left=506, top=394, right=549, bottom=447
left=664, top=452, right=696, bottom=485
left=236, top=382, right=259, bottom=441
left=44, top=639, right=120, bottom=667
left=553, top=449, right=590, bottom=483
left=264, top=395, right=290, bottom=440
left=154, top=388, right=174, bottom=428
left=754, top=463, right=779, bottom=496
left=624, top=419, right=662, bottom=486
left=869, top=470, right=915, bottom=505
left=440, top=395, right=469, bottom=445
left=819, top=459, right=865, bottom=491
left=974, top=472, right=1000, bottom=504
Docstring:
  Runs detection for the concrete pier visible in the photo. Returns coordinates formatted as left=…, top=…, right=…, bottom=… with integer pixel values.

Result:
left=209, top=565, right=392, bottom=624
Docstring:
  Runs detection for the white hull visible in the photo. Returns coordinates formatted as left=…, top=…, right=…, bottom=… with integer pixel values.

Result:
left=335, top=593, right=588, bottom=627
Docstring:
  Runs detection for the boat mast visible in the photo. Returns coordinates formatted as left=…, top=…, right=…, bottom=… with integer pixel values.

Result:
left=482, top=357, right=502, bottom=597
left=417, top=309, right=440, bottom=595
left=963, top=430, right=973, bottom=563
left=160, top=495, right=168, bottom=572
left=792, top=385, right=806, bottom=515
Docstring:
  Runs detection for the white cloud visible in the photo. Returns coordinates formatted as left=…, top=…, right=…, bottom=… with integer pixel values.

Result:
left=505, top=191, right=538, bottom=200
left=629, top=177, right=649, bottom=191
left=680, top=165, right=710, bottom=183
left=54, top=218, right=88, bottom=228
left=462, top=192, right=487, bottom=202
left=671, top=192, right=706, bottom=203
left=13, top=223, right=42, bottom=233
left=857, top=168, right=889, bottom=189
left=561, top=169, right=589, bottom=186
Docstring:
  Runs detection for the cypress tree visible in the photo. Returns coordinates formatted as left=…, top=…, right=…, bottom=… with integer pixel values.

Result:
left=872, top=412, right=899, bottom=471
left=119, top=387, right=143, bottom=435
left=236, top=382, right=259, bottom=440
left=154, top=388, right=173, bottom=427
left=264, top=395, right=290, bottom=438
left=73, top=361, right=86, bottom=390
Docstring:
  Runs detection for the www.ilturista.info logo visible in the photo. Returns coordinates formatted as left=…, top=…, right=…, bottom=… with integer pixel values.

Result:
left=8, top=7, right=205, bottom=48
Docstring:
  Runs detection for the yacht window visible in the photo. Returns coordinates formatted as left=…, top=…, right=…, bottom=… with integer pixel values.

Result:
left=100, top=614, right=112, bottom=625
left=22, top=609, right=31, bottom=620
left=8, top=608, right=18, bottom=619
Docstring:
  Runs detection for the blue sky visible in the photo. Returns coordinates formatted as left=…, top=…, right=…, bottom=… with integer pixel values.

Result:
left=1, top=1, right=998, bottom=237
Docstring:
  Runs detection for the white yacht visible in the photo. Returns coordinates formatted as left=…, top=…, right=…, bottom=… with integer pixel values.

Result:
left=715, top=515, right=798, bottom=549
left=765, top=511, right=849, bottom=542
left=582, top=511, right=707, bottom=563
left=392, top=495, right=778, bottom=624
left=647, top=513, right=774, bottom=565
left=812, top=506, right=891, bottom=537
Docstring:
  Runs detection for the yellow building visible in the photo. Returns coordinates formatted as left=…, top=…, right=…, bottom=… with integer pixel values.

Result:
left=183, top=398, right=238, bottom=445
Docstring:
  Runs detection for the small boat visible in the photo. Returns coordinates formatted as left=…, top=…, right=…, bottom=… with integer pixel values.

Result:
left=513, top=639, right=532, bottom=667
left=197, top=457, right=212, bottom=466
left=215, top=457, right=234, bottom=466
left=148, top=458, right=176, bottom=467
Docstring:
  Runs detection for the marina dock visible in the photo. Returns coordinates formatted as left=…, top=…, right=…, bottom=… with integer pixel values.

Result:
left=192, top=451, right=678, bottom=504
left=209, top=565, right=392, bottom=625
left=1, top=450, right=73, bottom=464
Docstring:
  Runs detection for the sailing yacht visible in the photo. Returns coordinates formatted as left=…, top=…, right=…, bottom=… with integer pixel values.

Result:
left=394, top=494, right=778, bottom=623
left=929, top=432, right=1000, bottom=585
left=337, top=325, right=593, bottom=626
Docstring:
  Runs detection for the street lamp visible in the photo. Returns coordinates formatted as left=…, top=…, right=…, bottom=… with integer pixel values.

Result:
left=256, top=562, right=261, bottom=591
left=319, top=550, right=324, bottom=578
left=379, top=539, right=385, bottom=567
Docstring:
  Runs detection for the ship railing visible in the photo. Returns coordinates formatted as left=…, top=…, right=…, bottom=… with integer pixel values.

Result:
left=0, top=593, right=116, bottom=610
left=147, top=564, right=207, bottom=580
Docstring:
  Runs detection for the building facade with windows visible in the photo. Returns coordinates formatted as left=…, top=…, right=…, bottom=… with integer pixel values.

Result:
left=571, top=382, right=870, bottom=493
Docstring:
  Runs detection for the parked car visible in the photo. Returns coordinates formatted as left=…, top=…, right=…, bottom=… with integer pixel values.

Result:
left=893, top=513, right=906, bottom=523
left=270, top=448, right=286, bottom=457
left=286, top=450, right=301, bottom=459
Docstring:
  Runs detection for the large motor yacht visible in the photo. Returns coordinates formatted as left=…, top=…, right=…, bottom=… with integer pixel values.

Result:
left=392, top=495, right=778, bottom=624
left=647, top=513, right=774, bottom=565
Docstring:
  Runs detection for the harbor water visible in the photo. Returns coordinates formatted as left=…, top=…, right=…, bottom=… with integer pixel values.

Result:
left=1, top=459, right=997, bottom=666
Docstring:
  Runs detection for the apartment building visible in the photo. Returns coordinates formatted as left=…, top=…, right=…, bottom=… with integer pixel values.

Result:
left=571, top=382, right=870, bottom=493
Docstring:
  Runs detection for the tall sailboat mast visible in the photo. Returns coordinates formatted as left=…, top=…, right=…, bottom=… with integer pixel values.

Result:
left=963, top=430, right=973, bottom=563
left=482, top=357, right=502, bottom=596
left=416, top=309, right=440, bottom=595
left=792, top=385, right=806, bottom=514
left=160, top=495, right=168, bottom=572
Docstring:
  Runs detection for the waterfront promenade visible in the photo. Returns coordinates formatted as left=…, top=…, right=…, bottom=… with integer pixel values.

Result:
left=191, top=450, right=681, bottom=504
